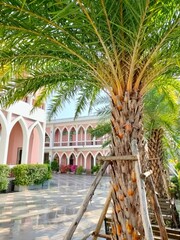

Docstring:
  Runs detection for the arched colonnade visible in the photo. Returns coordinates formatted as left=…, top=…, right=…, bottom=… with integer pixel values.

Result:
left=0, top=111, right=44, bottom=165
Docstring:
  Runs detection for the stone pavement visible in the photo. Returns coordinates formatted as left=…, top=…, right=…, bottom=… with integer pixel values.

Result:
left=0, top=174, right=111, bottom=240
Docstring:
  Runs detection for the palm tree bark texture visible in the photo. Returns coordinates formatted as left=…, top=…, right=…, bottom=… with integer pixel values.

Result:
left=109, top=91, right=148, bottom=240
left=148, top=128, right=169, bottom=198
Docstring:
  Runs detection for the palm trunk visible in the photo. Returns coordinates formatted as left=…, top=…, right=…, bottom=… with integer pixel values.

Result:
left=148, top=128, right=170, bottom=198
left=110, top=92, right=148, bottom=239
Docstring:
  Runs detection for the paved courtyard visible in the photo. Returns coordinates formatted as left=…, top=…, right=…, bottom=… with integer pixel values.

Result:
left=0, top=174, right=111, bottom=240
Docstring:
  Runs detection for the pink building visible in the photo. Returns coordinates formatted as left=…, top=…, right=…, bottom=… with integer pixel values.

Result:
left=0, top=95, right=46, bottom=166
left=44, top=116, right=109, bottom=172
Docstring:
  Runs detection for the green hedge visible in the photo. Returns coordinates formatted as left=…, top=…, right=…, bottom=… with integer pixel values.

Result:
left=0, top=165, right=11, bottom=191
left=12, top=164, right=52, bottom=186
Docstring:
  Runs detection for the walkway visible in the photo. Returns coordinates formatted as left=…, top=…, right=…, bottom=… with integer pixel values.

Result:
left=0, top=174, right=110, bottom=240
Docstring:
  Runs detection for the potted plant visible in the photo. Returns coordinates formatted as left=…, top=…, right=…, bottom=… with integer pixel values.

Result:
left=12, top=164, right=52, bottom=191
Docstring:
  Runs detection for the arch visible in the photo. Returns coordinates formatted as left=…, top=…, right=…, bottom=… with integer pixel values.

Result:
left=69, top=127, right=76, bottom=146
left=77, top=152, right=85, bottom=167
left=7, top=121, right=24, bottom=165
left=86, top=126, right=93, bottom=145
left=0, top=111, right=8, bottom=164
left=86, top=152, right=94, bottom=171
left=86, top=124, right=94, bottom=131
left=61, top=153, right=68, bottom=165
left=77, top=126, right=85, bottom=146
left=7, top=117, right=28, bottom=165
left=69, top=152, right=76, bottom=165
left=53, top=152, right=60, bottom=163
left=28, top=122, right=44, bottom=164
left=95, top=152, right=102, bottom=165
left=54, top=128, right=60, bottom=147
left=62, top=127, right=68, bottom=146
left=45, top=132, right=50, bottom=147
left=10, top=116, right=28, bottom=138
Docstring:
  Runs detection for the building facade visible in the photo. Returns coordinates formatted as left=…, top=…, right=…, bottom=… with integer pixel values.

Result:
left=0, top=95, right=46, bottom=166
left=44, top=116, right=110, bottom=172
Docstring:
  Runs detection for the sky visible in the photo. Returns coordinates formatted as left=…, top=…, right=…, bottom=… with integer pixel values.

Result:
left=47, top=97, right=91, bottom=120
left=46, top=91, right=107, bottom=120
left=53, top=102, right=89, bottom=119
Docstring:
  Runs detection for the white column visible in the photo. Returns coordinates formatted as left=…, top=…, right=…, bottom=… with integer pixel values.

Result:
left=68, top=129, right=70, bottom=146
left=60, top=129, right=62, bottom=146
left=38, top=122, right=46, bottom=164
left=75, top=127, right=78, bottom=146
left=1, top=112, right=11, bottom=164
left=75, top=156, right=77, bottom=165
left=49, top=150, right=53, bottom=162
left=93, top=156, right=96, bottom=166
left=85, top=129, right=87, bottom=146
left=50, top=125, right=54, bottom=148
left=84, top=155, right=87, bottom=169
left=1, top=131, right=9, bottom=164
left=93, top=136, right=96, bottom=145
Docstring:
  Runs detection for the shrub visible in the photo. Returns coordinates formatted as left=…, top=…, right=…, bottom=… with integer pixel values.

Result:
left=70, top=165, right=77, bottom=173
left=0, top=165, right=11, bottom=191
left=51, top=160, right=59, bottom=172
left=91, top=165, right=101, bottom=174
left=12, top=164, right=52, bottom=186
left=60, top=165, right=70, bottom=173
left=76, top=166, right=84, bottom=175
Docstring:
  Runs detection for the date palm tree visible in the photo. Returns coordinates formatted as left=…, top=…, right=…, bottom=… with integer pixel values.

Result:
left=0, top=1, right=180, bottom=239
left=91, top=79, right=180, bottom=199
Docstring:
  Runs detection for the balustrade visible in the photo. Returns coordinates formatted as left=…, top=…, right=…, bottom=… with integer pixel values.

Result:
left=45, top=139, right=104, bottom=147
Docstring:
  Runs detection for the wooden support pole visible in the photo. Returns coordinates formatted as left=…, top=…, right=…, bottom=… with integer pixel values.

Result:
left=98, top=155, right=137, bottom=161
left=92, top=189, right=112, bottom=240
left=131, top=140, right=154, bottom=240
left=146, top=178, right=169, bottom=240
left=63, top=161, right=109, bottom=240
left=93, top=233, right=111, bottom=239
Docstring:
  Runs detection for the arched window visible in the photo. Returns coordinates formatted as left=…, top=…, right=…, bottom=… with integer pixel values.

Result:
left=69, top=127, right=76, bottom=146
left=78, top=127, right=85, bottom=146
left=86, top=126, right=93, bottom=145
left=53, top=153, right=60, bottom=163
left=45, top=133, right=50, bottom=147
left=95, top=153, right=102, bottom=165
left=62, top=128, right=68, bottom=146
left=54, top=128, right=60, bottom=146
left=61, top=153, right=68, bottom=165
left=69, top=153, right=76, bottom=165
left=86, top=153, right=94, bottom=172
left=77, top=153, right=85, bottom=167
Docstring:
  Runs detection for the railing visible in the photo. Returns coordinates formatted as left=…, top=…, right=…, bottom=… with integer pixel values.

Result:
left=45, top=140, right=104, bottom=147
left=95, top=140, right=103, bottom=145
left=45, top=142, right=50, bottom=147
left=85, top=140, right=94, bottom=145
left=54, top=142, right=60, bottom=147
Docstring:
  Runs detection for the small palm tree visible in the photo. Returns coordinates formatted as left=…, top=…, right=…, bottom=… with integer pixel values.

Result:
left=0, top=1, right=180, bottom=239
left=144, top=79, right=180, bottom=198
